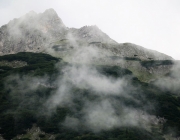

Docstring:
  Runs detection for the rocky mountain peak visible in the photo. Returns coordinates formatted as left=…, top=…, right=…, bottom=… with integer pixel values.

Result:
left=6, top=8, right=65, bottom=33
left=69, top=25, right=117, bottom=44
left=0, top=8, right=173, bottom=62
left=25, top=10, right=37, bottom=16
left=43, top=8, right=58, bottom=17
left=0, top=9, right=69, bottom=55
left=40, top=8, right=64, bottom=25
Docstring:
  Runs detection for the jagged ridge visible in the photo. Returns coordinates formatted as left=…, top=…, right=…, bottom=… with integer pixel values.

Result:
left=0, top=8, right=173, bottom=61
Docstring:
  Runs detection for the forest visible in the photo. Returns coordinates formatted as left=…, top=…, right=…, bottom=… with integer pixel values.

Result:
left=0, top=52, right=179, bottom=140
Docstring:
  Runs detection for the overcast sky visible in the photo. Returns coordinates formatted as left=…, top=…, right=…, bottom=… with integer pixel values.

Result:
left=0, top=0, right=179, bottom=60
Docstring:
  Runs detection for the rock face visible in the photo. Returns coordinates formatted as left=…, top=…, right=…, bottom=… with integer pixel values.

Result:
left=87, top=42, right=173, bottom=61
left=0, top=8, right=173, bottom=61
left=69, top=25, right=117, bottom=44
left=0, top=9, right=67, bottom=55
left=115, top=43, right=172, bottom=60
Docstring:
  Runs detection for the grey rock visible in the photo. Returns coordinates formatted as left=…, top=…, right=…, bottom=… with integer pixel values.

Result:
left=0, top=8, right=67, bottom=55
left=69, top=25, right=117, bottom=44
left=0, top=9, right=173, bottom=61
left=0, top=9, right=174, bottom=82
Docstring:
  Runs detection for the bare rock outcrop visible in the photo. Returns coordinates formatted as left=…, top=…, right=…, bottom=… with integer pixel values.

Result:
left=0, top=8, right=67, bottom=55
left=0, top=9, right=173, bottom=61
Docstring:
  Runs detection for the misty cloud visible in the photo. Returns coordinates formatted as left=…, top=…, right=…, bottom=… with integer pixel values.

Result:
left=3, top=29, right=161, bottom=133
left=62, top=98, right=158, bottom=132
left=154, top=62, right=180, bottom=94
left=5, top=74, right=50, bottom=92
left=43, top=44, right=158, bottom=132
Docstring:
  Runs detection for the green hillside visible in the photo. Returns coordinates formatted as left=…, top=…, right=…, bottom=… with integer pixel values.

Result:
left=0, top=52, right=179, bottom=140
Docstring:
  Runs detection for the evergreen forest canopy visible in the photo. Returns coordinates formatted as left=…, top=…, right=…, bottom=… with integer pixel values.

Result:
left=0, top=52, right=180, bottom=140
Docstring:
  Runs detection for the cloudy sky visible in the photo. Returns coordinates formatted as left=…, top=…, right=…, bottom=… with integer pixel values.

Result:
left=0, top=0, right=179, bottom=60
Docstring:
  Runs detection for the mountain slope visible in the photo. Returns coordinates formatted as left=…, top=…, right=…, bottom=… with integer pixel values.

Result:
left=0, top=9, right=173, bottom=61
left=0, top=9, right=67, bottom=54
left=0, top=9, right=175, bottom=83
left=0, top=52, right=179, bottom=140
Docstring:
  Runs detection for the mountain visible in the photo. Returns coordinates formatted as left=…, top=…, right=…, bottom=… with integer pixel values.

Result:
left=0, top=9, right=174, bottom=82
left=0, top=52, right=179, bottom=140
left=0, top=8, right=172, bottom=61
left=0, top=9, right=180, bottom=140
left=0, top=9, right=67, bottom=54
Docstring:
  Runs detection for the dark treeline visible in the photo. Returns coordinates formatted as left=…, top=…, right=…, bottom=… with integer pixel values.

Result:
left=0, top=53, right=179, bottom=140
